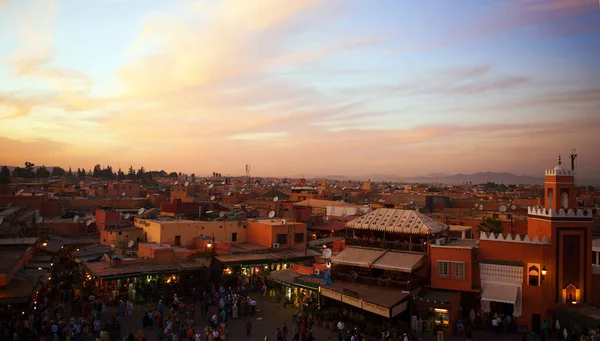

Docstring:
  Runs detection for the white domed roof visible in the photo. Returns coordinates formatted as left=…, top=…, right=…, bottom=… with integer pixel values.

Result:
left=553, top=164, right=565, bottom=172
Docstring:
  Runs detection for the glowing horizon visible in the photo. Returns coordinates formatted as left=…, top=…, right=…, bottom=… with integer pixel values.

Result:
left=0, top=0, right=599, bottom=180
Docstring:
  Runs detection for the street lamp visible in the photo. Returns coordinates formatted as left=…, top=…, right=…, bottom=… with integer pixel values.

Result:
left=541, top=266, right=547, bottom=276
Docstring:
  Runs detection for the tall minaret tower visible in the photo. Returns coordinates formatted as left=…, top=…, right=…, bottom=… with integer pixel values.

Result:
left=527, top=154, right=593, bottom=305
left=542, top=155, right=576, bottom=210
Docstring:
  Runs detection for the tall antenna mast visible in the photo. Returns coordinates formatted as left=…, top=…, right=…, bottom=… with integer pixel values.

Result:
left=570, top=148, right=578, bottom=184
left=245, top=164, right=251, bottom=183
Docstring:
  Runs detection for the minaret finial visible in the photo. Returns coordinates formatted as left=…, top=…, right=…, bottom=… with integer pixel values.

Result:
left=558, top=154, right=561, bottom=165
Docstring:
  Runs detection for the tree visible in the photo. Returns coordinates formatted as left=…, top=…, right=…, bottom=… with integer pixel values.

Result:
left=137, top=166, right=145, bottom=180
left=478, top=217, right=504, bottom=235
left=117, top=168, right=125, bottom=180
left=24, top=161, right=35, bottom=178
left=127, top=166, right=136, bottom=180
left=35, top=165, right=51, bottom=178
left=67, top=167, right=73, bottom=178
left=168, top=172, right=178, bottom=179
left=12, top=167, right=25, bottom=178
left=51, top=166, right=65, bottom=177
left=191, top=173, right=195, bottom=184
left=0, top=166, right=10, bottom=184
left=79, top=168, right=86, bottom=179
left=93, top=164, right=102, bottom=178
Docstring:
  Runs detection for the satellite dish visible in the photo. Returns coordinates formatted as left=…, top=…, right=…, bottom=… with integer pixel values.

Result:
left=209, top=184, right=214, bottom=189
left=322, top=248, right=332, bottom=259
left=121, top=192, right=126, bottom=197
left=273, top=196, right=279, bottom=202
left=409, top=201, right=414, bottom=205
left=41, top=187, right=44, bottom=190
left=86, top=220, right=92, bottom=226
left=124, top=213, right=131, bottom=219
left=17, top=189, right=24, bottom=195
left=474, top=203, right=478, bottom=208
left=499, top=205, right=507, bottom=213
left=210, top=196, right=216, bottom=201
left=146, top=194, right=150, bottom=198
left=478, top=205, right=483, bottom=211
left=110, top=244, right=116, bottom=248
left=174, top=181, right=179, bottom=185
left=91, top=218, right=96, bottom=223
left=73, top=215, right=80, bottom=223
left=184, top=181, right=189, bottom=187
left=89, top=295, right=95, bottom=301
left=138, top=207, right=145, bottom=215
left=36, top=217, right=43, bottom=224
left=511, top=205, right=517, bottom=210
left=326, top=261, right=332, bottom=268
left=221, top=181, right=226, bottom=185
left=227, top=192, right=232, bottom=196
left=324, top=216, right=329, bottom=221
left=219, top=211, right=225, bottom=218
left=127, top=240, right=134, bottom=248
left=268, top=211, right=275, bottom=218
left=206, top=210, right=213, bottom=214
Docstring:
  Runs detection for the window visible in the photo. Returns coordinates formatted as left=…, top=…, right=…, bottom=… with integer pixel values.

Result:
left=547, top=189, right=553, bottom=209
left=593, top=251, right=599, bottom=265
left=528, top=264, right=540, bottom=286
left=276, top=234, right=288, bottom=244
left=294, top=233, right=304, bottom=244
left=437, top=261, right=449, bottom=277
left=452, top=262, right=465, bottom=279
left=231, top=233, right=237, bottom=242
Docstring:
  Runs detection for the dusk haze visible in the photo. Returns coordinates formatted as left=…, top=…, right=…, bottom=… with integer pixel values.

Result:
left=0, top=0, right=599, bottom=180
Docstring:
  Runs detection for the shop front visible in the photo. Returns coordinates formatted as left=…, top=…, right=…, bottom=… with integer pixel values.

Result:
left=293, top=278, right=320, bottom=311
left=411, top=289, right=461, bottom=336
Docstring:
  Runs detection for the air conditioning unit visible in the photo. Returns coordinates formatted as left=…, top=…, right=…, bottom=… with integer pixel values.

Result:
left=281, top=219, right=287, bottom=225
left=435, top=238, right=446, bottom=246
left=314, top=269, right=321, bottom=276
left=272, top=243, right=280, bottom=249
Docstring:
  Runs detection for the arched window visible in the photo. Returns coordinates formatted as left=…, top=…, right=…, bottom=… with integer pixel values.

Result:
left=561, top=191, right=569, bottom=208
left=528, top=265, right=540, bottom=286
left=547, top=189, right=553, bottom=209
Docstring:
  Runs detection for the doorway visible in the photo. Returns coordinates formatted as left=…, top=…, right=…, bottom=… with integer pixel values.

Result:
left=532, top=314, right=541, bottom=335
left=175, top=235, right=181, bottom=246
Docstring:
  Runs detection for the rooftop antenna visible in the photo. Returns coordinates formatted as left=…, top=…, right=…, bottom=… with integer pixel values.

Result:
left=245, top=164, right=251, bottom=181
left=570, top=148, right=578, bottom=184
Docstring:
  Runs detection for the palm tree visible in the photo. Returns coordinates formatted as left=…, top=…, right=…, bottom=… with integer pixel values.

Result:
left=478, top=217, right=504, bottom=235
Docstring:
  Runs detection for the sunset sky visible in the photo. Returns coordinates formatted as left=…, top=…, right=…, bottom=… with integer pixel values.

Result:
left=0, top=0, right=599, bottom=180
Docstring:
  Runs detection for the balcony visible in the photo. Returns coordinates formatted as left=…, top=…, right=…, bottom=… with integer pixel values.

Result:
left=345, top=238, right=426, bottom=253
left=330, top=272, right=424, bottom=291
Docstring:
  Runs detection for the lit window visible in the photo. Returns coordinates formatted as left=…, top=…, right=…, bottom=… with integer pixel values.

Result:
left=452, top=262, right=465, bottom=279
left=528, top=264, right=540, bottom=286
left=437, top=261, right=449, bottom=277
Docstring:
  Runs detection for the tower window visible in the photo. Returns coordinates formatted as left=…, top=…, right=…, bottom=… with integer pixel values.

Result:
left=561, top=189, right=569, bottom=209
left=547, top=189, right=553, bottom=209
left=528, top=264, right=540, bottom=287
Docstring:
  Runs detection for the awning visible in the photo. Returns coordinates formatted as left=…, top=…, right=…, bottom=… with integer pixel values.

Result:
left=372, top=252, right=424, bottom=272
left=332, top=247, right=385, bottom=267
left=268, top=270, right=301, bottom=286
left=481, top=284, right=518, bottom=304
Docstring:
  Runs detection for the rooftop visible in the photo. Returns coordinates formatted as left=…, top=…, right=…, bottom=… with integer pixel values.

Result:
left=431, top=238, right=478, bottom=249
left=248, top=219, right=303, bottom=226
left=347, top=208, right=449, bottom=235
left=0, top=247, right=28, bottom=273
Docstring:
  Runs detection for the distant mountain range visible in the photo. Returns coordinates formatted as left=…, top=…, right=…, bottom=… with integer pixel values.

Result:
left=317, top=172, right=546, bottom=185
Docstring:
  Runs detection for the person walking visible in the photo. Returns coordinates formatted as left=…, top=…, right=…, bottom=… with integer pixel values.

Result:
left=283, top=322, right=289, bottom=341
left=246, top=318, right=252, bottom=337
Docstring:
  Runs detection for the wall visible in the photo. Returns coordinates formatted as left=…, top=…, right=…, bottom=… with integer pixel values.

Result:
left=135, top=218, right=247, bottom=248
left=0, top=247, right=32, bottom=287
left=478, top=239, right=553, bottom=329
left=60, top=198, right=149, bottom=210
left=429, top=246, right=474, bottom=292
left=247, top=220, right=307, bottom=249
left=100, top=228, right=145, bottom=247
left=0, top=194, right=60, bottom=217
left=95, top=209, right=121, bottom=231
left=591, top=273, right=600, bottom=308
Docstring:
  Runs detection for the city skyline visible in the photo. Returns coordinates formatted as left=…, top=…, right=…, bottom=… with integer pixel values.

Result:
left=0, top=0, right=599, bottom=179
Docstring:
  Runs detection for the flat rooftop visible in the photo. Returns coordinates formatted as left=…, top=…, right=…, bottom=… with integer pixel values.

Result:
left=431, top=239, right=479, bottom=249
left=249, top=219, right=303, bottom=226
left=0, top=247, right=28, bottom=273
